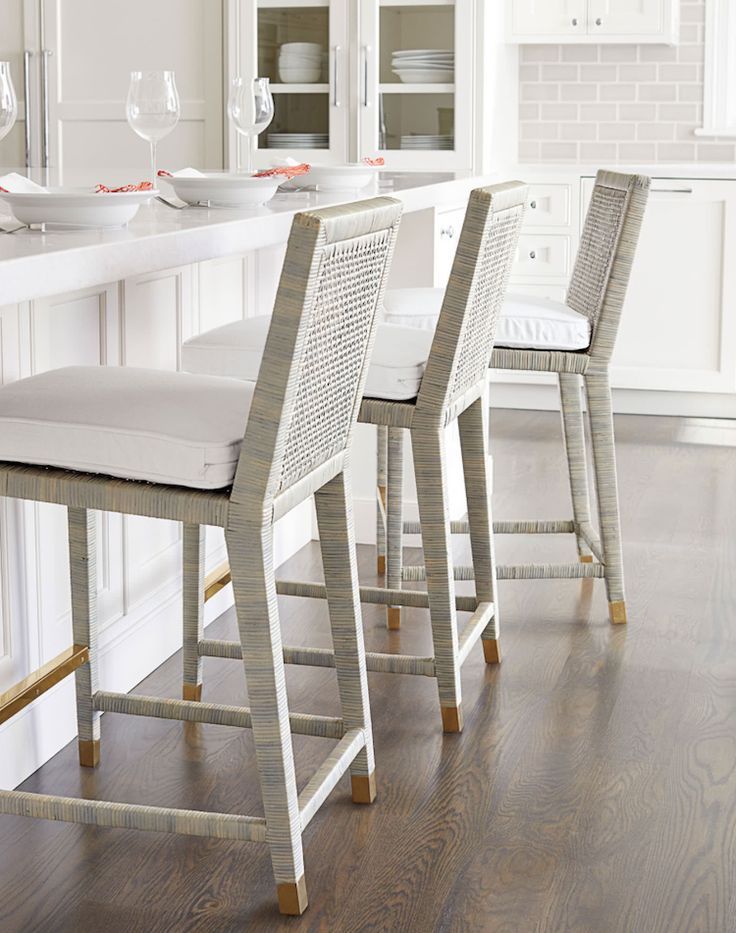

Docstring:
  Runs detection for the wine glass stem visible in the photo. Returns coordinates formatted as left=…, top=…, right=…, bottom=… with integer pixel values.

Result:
left=150, top=140, right=157, bottom=187
left=243, top=138, right=252, bottom=175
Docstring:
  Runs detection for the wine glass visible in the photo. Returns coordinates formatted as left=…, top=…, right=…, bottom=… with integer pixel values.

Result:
left=0, top=62, right=18, bottom=143
left=126, top=71, right=180, bottom=186
left=228, top=77, right=274, bottom=174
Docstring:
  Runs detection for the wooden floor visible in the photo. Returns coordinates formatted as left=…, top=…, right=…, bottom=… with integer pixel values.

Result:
left=1, top=409, right=735, bottom=932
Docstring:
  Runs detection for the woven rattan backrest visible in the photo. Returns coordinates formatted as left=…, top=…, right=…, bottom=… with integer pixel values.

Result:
left=415, top=182, right=527, bottom=423
left=230, top=197, right=402, bottom=510
left=568, top=170, right=650, bottom=361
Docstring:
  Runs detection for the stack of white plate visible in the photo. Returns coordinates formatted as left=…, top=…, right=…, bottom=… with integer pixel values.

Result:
left=278, top=42, right=323, bottom=83
left=400, top=135, right=454, bottom=150
left=267, top=133, right=329, bottom=149
left=391, top=49, right=454, bottom=84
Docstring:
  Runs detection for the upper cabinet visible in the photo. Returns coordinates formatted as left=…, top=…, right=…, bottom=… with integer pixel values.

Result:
left=508, top=0, right=679, bottom=44
left=238, top=0, right=478, bottom=172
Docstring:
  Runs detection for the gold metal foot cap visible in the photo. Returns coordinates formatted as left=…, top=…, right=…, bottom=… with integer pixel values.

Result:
left=579, top=554, right=594, bottom=563
left=351, top=772, right=377, bottom=805
left=609, top=601, right=627, bottom=625
left=277, top=877, right=308, bottom=916
left=387, top=606, right=401, bottom=631
left=482, top=639, right=501, bottom=664
left=79, top=739, right=100, bottom=768
left=377, top=555, right=386, bottom=576
left=182, top=683, right=203, bottom=702
left=441, top=705, right=464, bottom=734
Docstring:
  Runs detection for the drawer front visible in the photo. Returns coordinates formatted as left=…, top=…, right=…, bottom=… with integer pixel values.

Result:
left=524, top=184, right=572, bottom=227
left=513, top=235, right=570, bottom=279
left=435, top=207, right=466, bottom=285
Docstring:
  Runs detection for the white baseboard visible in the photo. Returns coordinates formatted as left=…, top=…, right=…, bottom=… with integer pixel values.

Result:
left=0, top=501, right=313, bottom=791
left=490, top=381, right=736, bottom=419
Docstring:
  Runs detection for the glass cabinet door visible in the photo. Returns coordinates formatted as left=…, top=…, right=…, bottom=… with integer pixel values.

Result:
left=358, top=0, right=471, bottom=170
left=248, top=0, right=349, bottom=165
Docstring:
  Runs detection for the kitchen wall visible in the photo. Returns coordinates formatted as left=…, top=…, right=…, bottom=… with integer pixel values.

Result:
left=517, top=0, right=736, bottom=164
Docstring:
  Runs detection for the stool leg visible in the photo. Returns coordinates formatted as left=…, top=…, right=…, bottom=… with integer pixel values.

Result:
left=376, top=425, right=387, bottom=576
left=385, top=427, right=404, bottom=631
left=585, top=371, right=626, bottom=624
left=458, top=396, right=500, bottom=664
left=559, top=373, right=594, bottom=562
left=226, top=521, right=307, bottom=916
left=412, top=425, right=463, bottom=733
left=315, top=468, right=376, bottom=804
left=68, top=507, right=100, bottom=768
left=182, top=524, right=205, bottom=701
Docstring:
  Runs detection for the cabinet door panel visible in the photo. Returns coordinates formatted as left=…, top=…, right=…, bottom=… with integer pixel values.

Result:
left=582, top=179, right=736, bottom=394
left=511, top=0, right=586, bottom=37
left=588, top=0, right=662, bottom=35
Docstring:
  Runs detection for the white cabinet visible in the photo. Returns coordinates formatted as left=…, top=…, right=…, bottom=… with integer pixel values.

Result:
left=240, top=0, right=477, bottom=171
left=497, top=171, right=736, bottom=417
left=508, top=0, right=678, bottom=44
left=600, top=178, right=736, bottom=397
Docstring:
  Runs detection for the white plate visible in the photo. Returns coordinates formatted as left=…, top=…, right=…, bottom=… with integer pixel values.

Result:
left=304, top=163, right=379, bottom=191
left=392, top=49, right=453, bottom=57
left=160, top=173, right=280, bottom=207
left=0, top=187, right=154, bottom=228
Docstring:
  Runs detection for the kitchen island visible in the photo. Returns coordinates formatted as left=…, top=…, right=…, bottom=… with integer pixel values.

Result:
left=0, top=170, right=493, bottom=789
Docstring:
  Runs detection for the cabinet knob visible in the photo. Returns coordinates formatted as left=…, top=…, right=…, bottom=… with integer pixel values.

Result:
left=530, top=200, right=537, bottom=209
left=529, top=250, right=536, bottom=260
left=571, top=17, right=578, bottom=25
left=595, top=17, right=602, bottom=25
left=440, top=226, right=455, bottom=239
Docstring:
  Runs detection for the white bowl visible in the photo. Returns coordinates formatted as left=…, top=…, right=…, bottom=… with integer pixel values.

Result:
left=278, top=68, right=322, bottom=83
left=0, top=187, right=154, bottom=228
left=393, top=68, right=455, bottom=84
left=304, top=163, right=379, bottom=191
left=160, top=173, right=280, bottom=207
left=280, top=42, right=322, bottom=53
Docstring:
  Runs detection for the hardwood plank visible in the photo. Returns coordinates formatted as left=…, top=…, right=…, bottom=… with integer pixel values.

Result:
left=0, top=409, right=735, bottom=932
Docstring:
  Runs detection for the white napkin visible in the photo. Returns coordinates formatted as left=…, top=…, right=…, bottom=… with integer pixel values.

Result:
left=167, top=167, right=206, bottom=178
left=0, top=173, right=47, bottom=193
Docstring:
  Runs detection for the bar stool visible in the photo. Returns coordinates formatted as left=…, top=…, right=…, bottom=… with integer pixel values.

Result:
left=380, top=170, right=650, bottom=624
left=0, top=196, right=402, bottom=916
left=180, top=181, right=528, bottom=732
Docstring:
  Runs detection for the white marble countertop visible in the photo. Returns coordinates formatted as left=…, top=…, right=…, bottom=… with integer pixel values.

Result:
left=0, top=171, right=494, bottom=306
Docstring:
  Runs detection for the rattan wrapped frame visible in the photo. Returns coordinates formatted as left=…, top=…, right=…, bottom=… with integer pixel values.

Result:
left=380, top=169, right=651, bottom=625
left=240, top=181, right=528, bottom=735
left=0, top=196, right=402, bottom=917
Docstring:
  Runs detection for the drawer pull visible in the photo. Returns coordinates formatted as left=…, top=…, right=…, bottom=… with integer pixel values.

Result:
left=530, top=200, right=537, bottom=209
left=571, top=17, right=578, bottom=25
left=651, top=188, right=694, bottom=194
left=440, top=226, right=455, bottom=239
left=595, top=17, right=602, bottom=25
left=529, top=250, right=536, bottom=260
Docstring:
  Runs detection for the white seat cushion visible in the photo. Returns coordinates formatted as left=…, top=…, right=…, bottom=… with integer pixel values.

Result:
left=382, top=287, right=591, bottom=352
left=0, top=366, right=256, bottom=489
left=182, top=317, right=434, bottom=401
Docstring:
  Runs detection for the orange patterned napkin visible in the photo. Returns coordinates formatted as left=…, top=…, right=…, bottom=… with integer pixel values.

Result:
left=95, top=181, right=153, bottom=193
left=362, top=157, right=385, bottom=166
left=253, top=163, right=311, bottom=180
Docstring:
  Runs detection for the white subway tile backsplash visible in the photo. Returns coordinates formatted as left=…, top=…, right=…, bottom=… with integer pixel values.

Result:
left=518, top=0, right=733, bottom=164
left=560, top=83, right=597, bottom=101
left=560, top=122, right=597, bottom=141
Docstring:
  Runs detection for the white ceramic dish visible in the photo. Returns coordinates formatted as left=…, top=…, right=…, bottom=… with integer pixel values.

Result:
left=0, top=187, right=154, bottom=228
left=160, top=173, right=280, bottom=207
left=393, top=68, right=455, bottom=84
left=278, top=67, right=322, bottom=83
left=304, top=163, right=378, bottom=191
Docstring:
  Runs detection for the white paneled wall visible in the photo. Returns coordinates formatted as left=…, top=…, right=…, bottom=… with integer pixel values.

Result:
left=0, top=253, right=313, bottom=790
left=518, top=0, right=736, bottom=163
